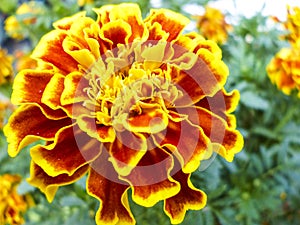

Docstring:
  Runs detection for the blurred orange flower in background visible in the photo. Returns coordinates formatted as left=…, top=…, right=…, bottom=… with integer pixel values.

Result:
left=0, top=48, right=13, bottom=85
left=283, top=6, right=300, bottom=47
left=0, top=174, right=31, bottom=225
left=267, top=5, right=300, bottom=97
left=195, top=6, right=232, bottom=44
left=4, top=1, right=44, bottom=40
left=4, top=3, right=243, bottom=225
left=267, top=48, right=300, bottom=97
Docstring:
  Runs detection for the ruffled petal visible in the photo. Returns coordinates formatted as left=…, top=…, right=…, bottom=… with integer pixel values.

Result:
left=30, top=124, right=101, bottom=176
left=164, top=170, right=207, bottom=224
left=41, top=73, right=65, bottom=110
left=100, top=20, right=132, bottom=49
left=3, top=104, right=72, bottom=157
left=27, top=162, right=89, bottom=202
left=53, top=12, right=87, bottom=30
left=61, top=71, right=88, bottom=105
left=153, top=111, right=211, bottom=174
left=105, top=3, right=148, bottom=42
left=144, top=8, right=190, bottom=42
left=87, top=161, right=135, bottom=225
left=62, top=37, right=96, bottom=69
left=32, top=30, right=78, bottom=74
left=11, top=69, right=53, bottom=105
left=109, top=131, right=147, bottom=176
left=171, top=59, right=222, bottom=106
left=183, top=106, right=243, bottom=162
left=196, top=89, right=240, bottom=127
left=125, top=108, right=169, bottom=134
left=77, top=115, right=116, bottom=142
left=121, top=147, right=180, bottom=207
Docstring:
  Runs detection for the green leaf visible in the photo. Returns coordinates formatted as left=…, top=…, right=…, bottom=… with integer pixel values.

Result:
left=240, top=91, right=269, bottom=110
left=60, top=196, right=85, bottom=207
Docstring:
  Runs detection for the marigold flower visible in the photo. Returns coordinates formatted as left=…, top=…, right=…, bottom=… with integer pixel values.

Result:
left=4, top=3, right=243, bottom=225
left=196, top=6, right=232, bottom=44
left=283, top=6, right=300, bottom=47
left=267, top=47, right=300, bottom=97
left=0, top=48, right=13, bottom=85
left=4, top=1, right=43, bottom=40
left=0, top=174, right=29, bottom=225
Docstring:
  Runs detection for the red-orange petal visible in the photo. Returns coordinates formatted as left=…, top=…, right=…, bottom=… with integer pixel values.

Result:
left=121, top=147, right=180, bottom=207
left=153, top=111, right=210, bottom=173
left=87, top=162, right=135, bottom=225
left=144, top=8, right=190, bottom=42
left=3, top=104, right=72, bottom=157
left=183, top=106, right=243, bottom=162
left=164, top=170, right=207, bottom=224
left=96, top=3, right=148, bottom=43
left=171, top=59, right=222, bottom=106
left=196, top=88, right=240, bottom=120
left=77, top=115, right=116, bottom=142
left=100, top=20, right=132, bottom=49
left=30, top=124, right=101, bottom=177
left=31, top=30, right=78, bottom=74
left=27, top=162, right=89, bottom=202
left=109, top=130, right=147, bottom=177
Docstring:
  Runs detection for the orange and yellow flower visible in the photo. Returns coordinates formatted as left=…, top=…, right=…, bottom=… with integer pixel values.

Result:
left=0, top=174, right=29, bottom=225
left=283, top=6, right=300, bottom=47
left=4, top=3, right=243, bottom=225
left=267, top=47, right=300, bottom=97
left=195, top=6, right=232, bottom=44
left=267, top=5, right=300, bottom=97
left=0, top=48, right=13, bottom=85
left=4, top=1, right=44, bottom=40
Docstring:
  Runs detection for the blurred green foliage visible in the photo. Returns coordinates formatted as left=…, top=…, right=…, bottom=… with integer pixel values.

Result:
left=1, top=0, right=300, bottom=225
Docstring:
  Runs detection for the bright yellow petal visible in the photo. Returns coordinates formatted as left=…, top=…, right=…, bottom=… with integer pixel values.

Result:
left=11, top=69, right=53, bottom=105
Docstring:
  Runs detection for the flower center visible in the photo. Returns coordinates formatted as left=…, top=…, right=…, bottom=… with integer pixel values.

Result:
left=82, top=42, right=184, bottom=133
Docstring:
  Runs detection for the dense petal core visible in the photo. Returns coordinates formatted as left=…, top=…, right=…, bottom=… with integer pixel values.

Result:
left=4, top=3, right=243, bottom=225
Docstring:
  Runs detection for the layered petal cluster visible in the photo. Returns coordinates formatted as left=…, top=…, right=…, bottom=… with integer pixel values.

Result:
left=0, top=48, right=13, bottom=85
left=267, top=6, right=300, bottom=97
left=195, top=6, right=232, bottom=44
left=0, top=174, right=29, bottom=225
left=4, top=3, right=243, bottom=225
